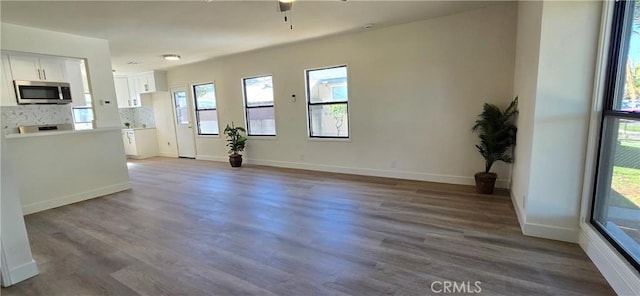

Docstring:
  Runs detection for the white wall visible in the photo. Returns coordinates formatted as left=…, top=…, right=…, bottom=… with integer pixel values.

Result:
left=165, top=4, right=517, bottom=187
left=526, top=1, right=601, bottom=241
left=151, top=91, right=179, bottom=157
left=1, top=23, right=120, bottom=128
left=510, top=1, right=543, bottom=225
left=0, top=132, right=38, bottom=287
left=6, top=129, right=131, bottom=214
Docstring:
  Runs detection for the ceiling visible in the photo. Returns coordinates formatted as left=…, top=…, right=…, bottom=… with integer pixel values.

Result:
left=1, top=1, right=499, bottom=74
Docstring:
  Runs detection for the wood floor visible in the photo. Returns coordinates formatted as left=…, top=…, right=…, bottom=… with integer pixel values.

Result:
left=2, top=157, right=614, bottom=296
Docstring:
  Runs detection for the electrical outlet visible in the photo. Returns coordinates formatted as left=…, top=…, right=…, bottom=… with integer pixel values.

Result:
left=299, top=154, right=304, bottom=161
left=390, top=160, right=398, bottom=169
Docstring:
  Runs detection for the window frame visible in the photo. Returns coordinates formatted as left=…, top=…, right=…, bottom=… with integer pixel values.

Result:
left=590, top=0, right=640, bottom=272
left=192, top=82, right=219, bottom=136
left=242, top=74, right=276, bottom=137
left=305, top=65, right=350, bottom=139
left=72, top=106, right=94, bottom=130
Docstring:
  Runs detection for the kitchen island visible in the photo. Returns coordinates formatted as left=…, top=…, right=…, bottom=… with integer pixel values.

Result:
left=4, top=127, right=130, bottom=214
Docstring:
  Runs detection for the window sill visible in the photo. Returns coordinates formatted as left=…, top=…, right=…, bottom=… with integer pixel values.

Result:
left=248, top=135, right=278, bottom=140
left=307, top=137, right=351, bottom=142
left=197, top=134, right=221, bottom=139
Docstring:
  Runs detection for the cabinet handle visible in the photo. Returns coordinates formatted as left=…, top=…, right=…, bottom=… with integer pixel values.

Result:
left=37, top=69, right=42, bottom=80
left=144, top=84, right=149, bottom=92
left=43, top=69, right=47, bottom=80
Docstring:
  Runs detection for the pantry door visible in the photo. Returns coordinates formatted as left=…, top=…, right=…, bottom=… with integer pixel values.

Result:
left=171, top=87, right=196, bottom=158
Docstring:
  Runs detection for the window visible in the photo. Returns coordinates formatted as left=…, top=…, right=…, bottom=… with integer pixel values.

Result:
left=592, top=0, right=640, bottom=271
left=306, top=65, right=349, bottom=138
left=242, top=75, right=276, bottom=136
left=193, top=83, right=219, bottom=135
left=73, top=94, right=93, bottom=130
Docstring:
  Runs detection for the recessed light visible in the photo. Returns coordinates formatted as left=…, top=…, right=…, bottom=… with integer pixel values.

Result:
left=162, top=54, right=181, bottom=61
left=362, top=23, right=375, bottom=30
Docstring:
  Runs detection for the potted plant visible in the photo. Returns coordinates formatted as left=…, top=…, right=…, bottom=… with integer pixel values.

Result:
left=472, top=97, right=518, bottom=194
left=224, top=122, right=247, bottom=167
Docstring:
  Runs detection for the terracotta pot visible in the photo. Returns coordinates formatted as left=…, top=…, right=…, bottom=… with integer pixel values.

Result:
left=229, top=154, right=243, bottom=167
left=474, top=172, right=497, bottom=194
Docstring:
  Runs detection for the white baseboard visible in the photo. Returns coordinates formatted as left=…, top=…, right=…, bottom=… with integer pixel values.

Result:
left=158, top=152, right=178, bottom=158
left=579, top=225, right=640, bottom=295
left=521, top=222, right=579, bottom=243
left=509, top=190, right=579, bottom=243
left=196, top=154, right=228, bottom=163
left=510, top=190, right=526, bottom=230
left=238, top=158, right=509, bottom=188
left=21, top=182, right=132, bottom=215
left=1, top=259, right=38, bottom=287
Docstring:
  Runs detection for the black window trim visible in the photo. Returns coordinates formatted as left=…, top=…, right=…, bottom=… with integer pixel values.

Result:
left=305, top=65, right=350, bottom=139
left=242, top=74, right=276, bottom=137
left=590, top=0, right=640, bottom=272
left=193, top=82, right=219, bottom=136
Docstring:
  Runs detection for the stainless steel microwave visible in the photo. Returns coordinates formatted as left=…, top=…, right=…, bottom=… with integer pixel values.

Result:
left=14, top=80, right=72, bottom=104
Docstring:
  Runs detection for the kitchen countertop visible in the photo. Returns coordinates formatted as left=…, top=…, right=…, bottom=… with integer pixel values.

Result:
left=5, top=127, right=123, bottom=139
left=122, top=127, right=156, bottom=131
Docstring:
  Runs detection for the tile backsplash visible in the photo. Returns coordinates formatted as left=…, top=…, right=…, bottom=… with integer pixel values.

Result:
left=119, top=107, right=155, bottom=128
left=1, top=105, right=73, bottom=134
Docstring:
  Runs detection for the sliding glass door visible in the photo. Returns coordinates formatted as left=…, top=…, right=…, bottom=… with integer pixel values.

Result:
left=592, top=0, right=640, bottom=271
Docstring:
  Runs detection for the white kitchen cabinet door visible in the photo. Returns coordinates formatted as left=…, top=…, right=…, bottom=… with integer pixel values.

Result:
left=8, top=55, right=41, bottom=81
left=38, top=57, right=67, bottom=82
left=114, top=77, right=131, bottom=108
left=1, top=54, right=17, bottom=106
left=8, top=54, right=67, bottom=82
left=133, top=129, right=158, bottom=158
left=122, top=130, right=138, bottom=156
left=65, top=60, right=86, bottom=107
left=127, top=75, right=141, bottom=107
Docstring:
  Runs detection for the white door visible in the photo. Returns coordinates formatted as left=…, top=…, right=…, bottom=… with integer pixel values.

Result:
left=172, top=87, right=196, bottom=158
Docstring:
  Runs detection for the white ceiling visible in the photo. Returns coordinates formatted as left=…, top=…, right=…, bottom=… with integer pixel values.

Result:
left=1, top=1, right=499, bottom=74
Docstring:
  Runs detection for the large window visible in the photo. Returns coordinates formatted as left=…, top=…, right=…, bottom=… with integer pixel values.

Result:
left=592, top=0, right=640, bottom=271
left=306, top=65, right=349, bottom=138
left=242, top=75, right=276, bottom=136
left=193, top=83, right=219, bottom=135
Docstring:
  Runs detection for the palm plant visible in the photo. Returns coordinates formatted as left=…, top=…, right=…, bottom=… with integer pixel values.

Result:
left=224, top=122, right=247, bottom=155
left=472, top=97, right=519, bottom=173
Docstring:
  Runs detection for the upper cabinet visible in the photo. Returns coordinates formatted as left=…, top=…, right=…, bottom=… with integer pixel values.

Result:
left=114, top=76, right=135, bottom=108
left=129, top=71, right=167, bottom=94
left=65, top=60, right=87, bottom=107
left=9, top=54, right=67, bottom=82
left=116, top=71, right=167, bottom=108
left=1, top=52, right=87, bottom=107
left=1, top=54, right=17, bottom=106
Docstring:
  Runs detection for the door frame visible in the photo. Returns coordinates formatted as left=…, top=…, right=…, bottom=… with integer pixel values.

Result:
left=170, top=85, right=197, bottom=158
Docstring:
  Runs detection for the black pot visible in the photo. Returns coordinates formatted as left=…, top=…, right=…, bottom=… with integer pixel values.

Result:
left=229, top=154, right=243, bottom=167
left=474, top=172, right=497, bottom=194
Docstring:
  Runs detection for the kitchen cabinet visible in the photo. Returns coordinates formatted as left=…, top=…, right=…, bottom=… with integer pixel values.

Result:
left=130, top=71, right=167, bottom=94
left=8, top=54, right=67, bottom=82
left=117, top=71, right=166, bottom=108
left=1, top=54, right=17, bottom=106
left=66, top=60, right=87, bottom=107
left=122, top=128, right=158, bottom=159
left=114, top=76, right=137, bottom=108
left=128, top=71, right=167, bottom=104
